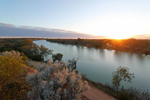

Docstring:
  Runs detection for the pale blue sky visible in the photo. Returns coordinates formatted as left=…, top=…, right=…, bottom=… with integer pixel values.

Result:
left=0, top=0, right=150, bottom=38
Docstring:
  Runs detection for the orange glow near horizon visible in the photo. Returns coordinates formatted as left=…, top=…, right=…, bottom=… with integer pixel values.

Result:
left=71, top=12, right=150, bottom=39
left=106, top=34, right=133, bottom=39
left=89, top=32, right=133, bottom=39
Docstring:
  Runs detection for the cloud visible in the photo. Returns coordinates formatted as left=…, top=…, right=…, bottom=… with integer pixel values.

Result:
left=0, top=23, right=103, bottom=39
left=132, top=34, right=150, bottom=39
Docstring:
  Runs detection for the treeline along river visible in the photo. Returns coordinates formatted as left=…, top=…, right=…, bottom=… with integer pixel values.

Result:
left=34, top=40, right=150, bottom=92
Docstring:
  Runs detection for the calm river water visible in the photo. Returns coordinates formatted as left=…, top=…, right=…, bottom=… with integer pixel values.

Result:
left=34, top=40, right=150, bottom=92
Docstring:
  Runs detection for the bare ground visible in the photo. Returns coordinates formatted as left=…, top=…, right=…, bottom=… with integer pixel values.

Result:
left=82, top=86, right=116, bottom=100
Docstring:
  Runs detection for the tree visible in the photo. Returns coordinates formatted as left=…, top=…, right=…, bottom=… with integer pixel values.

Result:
left=112, top=66, right=135, bottom=91
left=52, top=53, right=63, bottom=62
left=26, top=59, right=88, bottom=100
left=21, top=43, right=52, bottom=61
left=40, top=45, right=53, bottom=60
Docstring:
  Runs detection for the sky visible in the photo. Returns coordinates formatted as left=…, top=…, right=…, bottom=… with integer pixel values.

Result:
left=0, top=0, right=150, bottom=39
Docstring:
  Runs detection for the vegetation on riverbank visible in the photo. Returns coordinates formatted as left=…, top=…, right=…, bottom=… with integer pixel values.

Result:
left=0, top=38, right=51, bottom=61
left=83, top=66, right=150, bottom=100
left=84, top=77, right=150, bottom=100
left=0, top=50, right=89, bottom=100
left=0, top=38, right=89, bottom=100
left=47, top=38, right=150, bottom=55
left=0, top=38, right=150, bottom=100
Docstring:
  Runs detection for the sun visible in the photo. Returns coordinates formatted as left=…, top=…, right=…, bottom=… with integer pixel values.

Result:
left=72, top=12, right=149, bottom=39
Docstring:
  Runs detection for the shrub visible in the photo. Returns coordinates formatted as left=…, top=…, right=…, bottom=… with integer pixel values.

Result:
left=0, top=79, right=31, bottom=100
left=52, top=53, right=63, bottom=62
left=67, top=58, right=78, bottom=72
left=117, top=87, right=150, bottom=100
left=0, top=51, right=25, bottom=88
left=26, top=59, right=88, bottom=100
left=126, top=88, right=150, bottom=100
left=0, top=51, right=35, bottom=100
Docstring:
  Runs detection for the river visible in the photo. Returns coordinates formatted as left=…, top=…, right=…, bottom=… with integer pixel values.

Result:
left=34, top=40, right=150, bottom=92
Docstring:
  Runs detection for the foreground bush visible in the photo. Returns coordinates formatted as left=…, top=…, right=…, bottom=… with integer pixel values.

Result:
left=0, top=51, right=25, bottom=88
left=27, top=59, right=88, bottom=100
left=0, top=79, right=31, bottom=100
left=0, top=51, right=34, bottom=100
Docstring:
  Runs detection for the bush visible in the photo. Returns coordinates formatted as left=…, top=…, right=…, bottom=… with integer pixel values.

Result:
left=118, top=88, right=136, bottom=100
left=52, top=53, right=63, bottom=62
left=0, top=51, right=25, bottom=88
left=117, top=87, right=150, bottom=100
left=0, top=79, right=31, bottom=100
left=26, top=59, right=88, bottom=100
left=0, top=51, right=35, bottom=100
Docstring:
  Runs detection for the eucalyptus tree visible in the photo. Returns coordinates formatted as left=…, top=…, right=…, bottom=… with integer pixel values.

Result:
left=112, top=66, right=135, bottom=91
